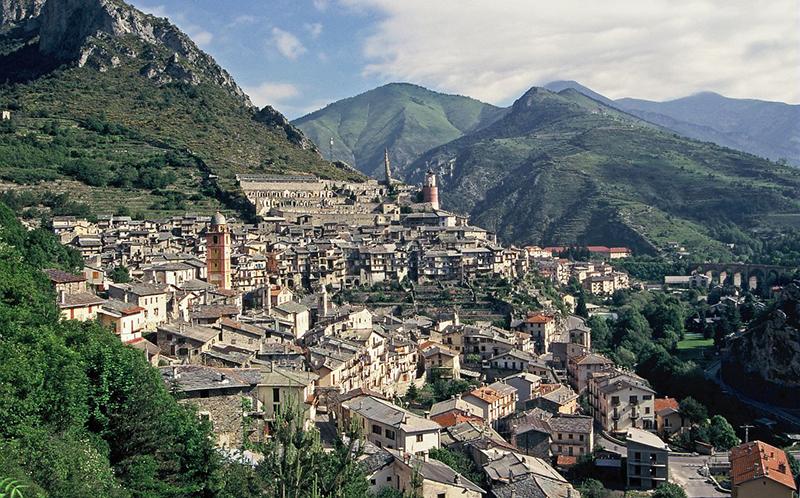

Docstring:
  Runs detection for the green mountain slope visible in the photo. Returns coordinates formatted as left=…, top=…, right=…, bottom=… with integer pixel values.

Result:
left=292, top=82, right=505, bottom=179
left=0, top=0, right=360, bottom=219
left=407, top=87, right=800, bottom=258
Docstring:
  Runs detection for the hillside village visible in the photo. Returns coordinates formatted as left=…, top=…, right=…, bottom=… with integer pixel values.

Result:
left=40, top=162, right=796, bottom=498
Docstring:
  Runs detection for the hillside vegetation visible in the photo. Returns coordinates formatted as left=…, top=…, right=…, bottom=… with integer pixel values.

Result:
left=293, top=82, right=505, bottom=179
left=0, top=0, right=361, bottom=220
left=407, top=87, right=800, bottom=258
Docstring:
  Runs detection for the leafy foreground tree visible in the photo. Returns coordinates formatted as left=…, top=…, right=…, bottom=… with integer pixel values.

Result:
left=653, top=482, right=688, bottom=498
left=0, top=202, right=219, bottom=497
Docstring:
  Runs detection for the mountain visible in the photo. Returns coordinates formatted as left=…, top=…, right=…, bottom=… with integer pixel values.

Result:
left=545, top=81, right=800, bottom=167
left=0, top=0, right=360, bottom=219
left=616, top=92, right=800, bottom=167
left=406, top=86, right=800, bottom=257
left=544, top=80, right=616, bottom=107
left=292, top=83, right=506, bottom=179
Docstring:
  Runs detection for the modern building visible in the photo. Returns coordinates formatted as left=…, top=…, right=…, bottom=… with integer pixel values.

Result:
left=588, top=369, right=656, bottom=432
left=626, top=427, right=670, bottom=490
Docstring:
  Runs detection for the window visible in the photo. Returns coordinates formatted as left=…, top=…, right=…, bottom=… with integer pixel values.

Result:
left=437, top=494, right=446, bottom=498
left=634, top=451, right=641, bottom=461
left=386, top=476, right=392, bottom=482
left=558, top=433, right=563, bottom=440
left=370, top=479, right=376, bottom=486
left=629, top=395, right=638, bottom=404
left=385, top=429, right=396, bottom=441
left=273, top=388, right=280, bottom=403
left=611, top=396, right=619, bottom=405
left=645, top=407, right=650, bottom=414
left=568, top=433, right=573, bottom=440
left=416, top=434, right=423, bottom=442
left=643, top=394, right=652, bottom=400
left=372, top=425, right=382, bottom=435
left=579, top=434, right=584, bottom=441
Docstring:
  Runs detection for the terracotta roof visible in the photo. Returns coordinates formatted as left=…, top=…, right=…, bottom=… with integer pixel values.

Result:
left=467, top=386, right=503, bottom=404
left=525, top=312, right=554, bottom=324
left=730, top=441, right=796, bottom=490
left=556, top=455, right=578, bottom=467
left=431, top=411, right=483, bottom=428
left=654, top=397, right=679, bottom=415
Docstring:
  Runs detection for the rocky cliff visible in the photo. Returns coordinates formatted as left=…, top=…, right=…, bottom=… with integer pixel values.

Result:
left=0, top=0, right=42, bottom=26
left=728, top=282, right=800, bottom=387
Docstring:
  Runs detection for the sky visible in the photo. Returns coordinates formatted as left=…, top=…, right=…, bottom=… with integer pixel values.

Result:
left=131, top=0, right=800, bottom=119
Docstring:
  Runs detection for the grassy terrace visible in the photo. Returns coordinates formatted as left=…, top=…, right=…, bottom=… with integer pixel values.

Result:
left=676, top=332, right=715, bottom=364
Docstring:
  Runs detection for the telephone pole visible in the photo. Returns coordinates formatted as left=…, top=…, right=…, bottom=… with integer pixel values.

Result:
left=740, top=424, right=754, bottom=443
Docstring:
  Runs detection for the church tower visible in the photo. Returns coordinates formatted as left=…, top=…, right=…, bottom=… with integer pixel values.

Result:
left=423, top=169, right=440, bottom=210
left=206, top=212, right=232, bottom=289
left=383, top=148, right=393, bottom=186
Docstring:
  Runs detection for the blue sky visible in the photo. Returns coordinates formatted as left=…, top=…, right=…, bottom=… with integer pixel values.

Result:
left=132, top=0, right=800, bottom=119
left=133, top=0, right=393, bottom=118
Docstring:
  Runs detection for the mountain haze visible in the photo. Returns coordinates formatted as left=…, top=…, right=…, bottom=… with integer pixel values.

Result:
left=293, top=83, right=505, bottom=179
left=546, top=81, right=800, bottom=167
left=0, top=0, right=359, bottom=218
left=408, top=87, right=800, bottom=257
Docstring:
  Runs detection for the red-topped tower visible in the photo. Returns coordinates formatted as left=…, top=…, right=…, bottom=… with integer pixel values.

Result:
left=206, top=212, right=231, bottom=289
left=422, top=168, right=440, bottom=210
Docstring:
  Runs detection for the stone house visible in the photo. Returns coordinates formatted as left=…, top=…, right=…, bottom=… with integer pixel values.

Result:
left=588, top=369, right=656, bottom=433
left=567, top=352, right=615, bottom=393
left=157, top=322, right=219, bottom=363
left=108, top=282, right=169, bottom=330
left=98, top=299, right=146, bottom=342
left=160, top=365, right=262, bottom=448
left=340, top=395, right=441, bottom=456
left=462, top=382, right=517, bottom=425
left=257, top=364, right=318, bottom=429
left=654, top=397, right=683, bottom=437
left=519, top=312, right=556, bottom=353
left=419, top=341, right=461, bottom=379
left=502, top=372, right=542, bottom=410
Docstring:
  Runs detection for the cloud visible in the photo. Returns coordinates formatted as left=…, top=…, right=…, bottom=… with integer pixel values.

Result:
left=313, top=0, right=329, bottom=11
left=304, top=22, right=324, bottom=39
left=244, top=82, right=301, bottom=108
left=271, top=27, right=307, bottom=60
left=138, top=4, right=168, bottom=17
left=228, top=14, right=258, bottom=28
left=344, top=0, right=800, bottom=104
left=190, top=29, right=214, bottom=47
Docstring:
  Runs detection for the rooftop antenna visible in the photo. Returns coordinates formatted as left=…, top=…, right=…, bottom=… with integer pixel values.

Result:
left=740, top=424, right=754, bottom=443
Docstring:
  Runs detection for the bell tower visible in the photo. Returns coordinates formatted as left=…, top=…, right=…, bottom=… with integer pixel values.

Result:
left=206, top=212, right=232, bottom=289
left=422, top=169, right=440, bottom=210
left=383, top=148, right=393, bottom=186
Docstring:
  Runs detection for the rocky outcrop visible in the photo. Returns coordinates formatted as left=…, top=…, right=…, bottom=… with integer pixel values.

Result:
left=722, top=281, right=800, bottom=407
left=32, top=0, right=252, bottom=106
left=0, top=0, right=43, bottom=27
left=729, top=282, right=800, bottom=386
left=255, top=105, right=318, bottom=150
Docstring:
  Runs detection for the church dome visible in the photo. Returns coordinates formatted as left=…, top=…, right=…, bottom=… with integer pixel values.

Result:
left=211, top=212, right=227, bottom=226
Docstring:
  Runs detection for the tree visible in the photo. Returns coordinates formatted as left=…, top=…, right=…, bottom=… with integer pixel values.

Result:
left=707, top=415, right=739, bottom=450
left=653, top=482, right=688, bottom=498
left=405, top=383, right=419, bottom=403
left=679, top=397, right=708, bottom=425
left=587, top=316, right=611, bottom=350
left=787, top=452, right=800, bottom=488
left=110, top=265, right=131, bottom=283
left=577, top=478, right=608, bottom=498
left=576, top=291, right=588, bottom=318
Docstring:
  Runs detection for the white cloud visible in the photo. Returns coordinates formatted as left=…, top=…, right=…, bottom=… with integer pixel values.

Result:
left=304, top=22, right=324, bottom=39
left=271, top=27, right=307, bottom=60
left=138, top=4, right=168, bottom=17
left=244, top=82, right=301, bottom=108
left=313, top=0, right=329, bottom=12
left=228, top=14, right=258, bottom=28
left=344, top=0, right=800, bottom=104
left=190, top=29, right=214, bottom=47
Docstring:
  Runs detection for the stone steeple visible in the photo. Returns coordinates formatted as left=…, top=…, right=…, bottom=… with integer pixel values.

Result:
left=383, top=148, right=392, bottom=186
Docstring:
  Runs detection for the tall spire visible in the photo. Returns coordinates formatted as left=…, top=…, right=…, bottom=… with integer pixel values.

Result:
left=383, top=148, right=392, bottom=185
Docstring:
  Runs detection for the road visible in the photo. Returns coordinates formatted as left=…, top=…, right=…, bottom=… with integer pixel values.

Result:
left=671, top=455, right=728, bottom=498
left=705, top=360, right=800, bottom=429
left=596, top=434, right=728, bottom=498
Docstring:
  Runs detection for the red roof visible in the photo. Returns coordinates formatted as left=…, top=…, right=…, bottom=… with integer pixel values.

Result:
left=431, top=411, right=483, bottom=428
left=730, top=441, right=796, bottom=490
left=654, top=397, right=679, bottom=414
left=525, top=312, right=554, bottom=324
left=556, top=455, right=578, bottom=467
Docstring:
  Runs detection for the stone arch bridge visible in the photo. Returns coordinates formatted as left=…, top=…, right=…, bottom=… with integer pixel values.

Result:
left=691, top=263, right=798, bottom=289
